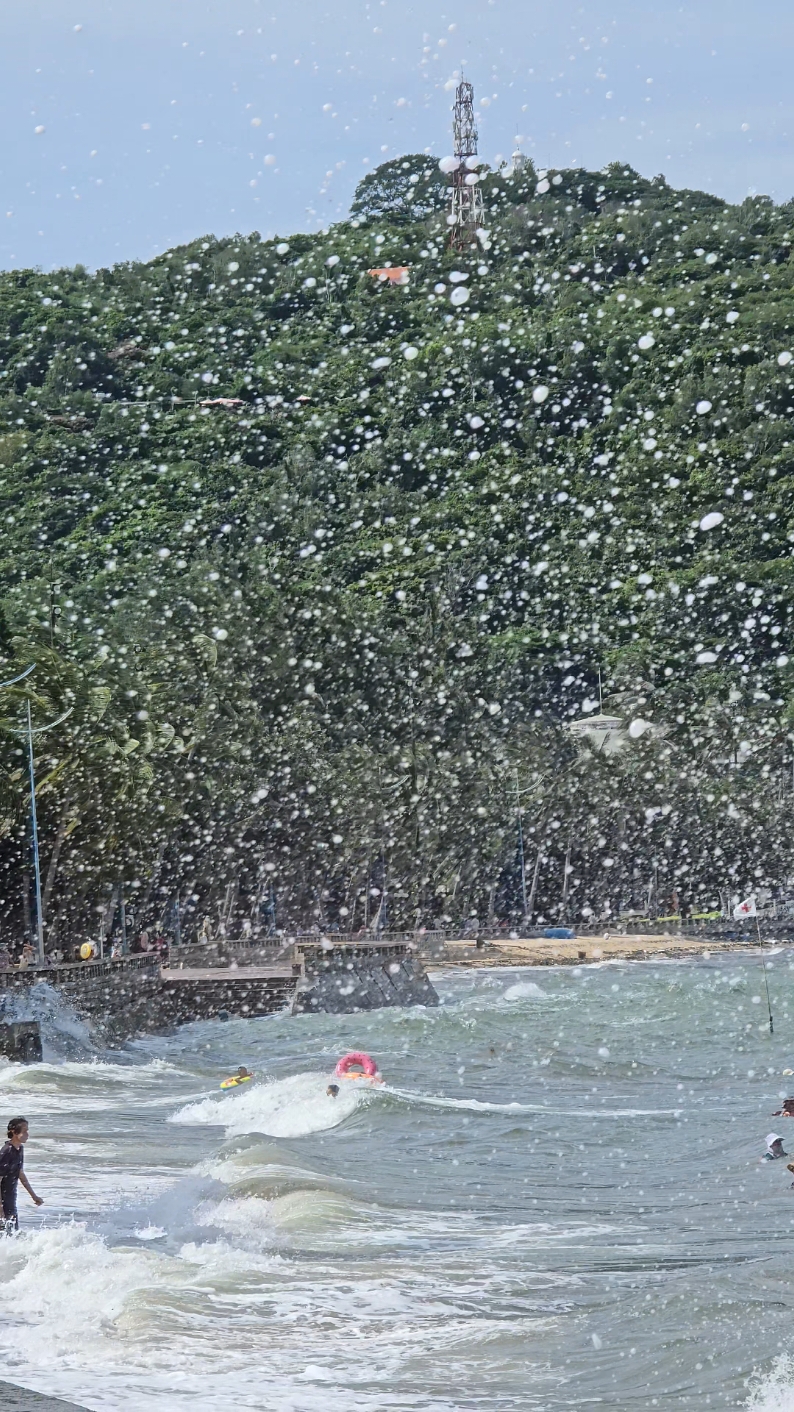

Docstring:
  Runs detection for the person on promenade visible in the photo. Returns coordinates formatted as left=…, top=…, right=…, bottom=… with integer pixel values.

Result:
left=0, top=1117, right=43, bottom=1231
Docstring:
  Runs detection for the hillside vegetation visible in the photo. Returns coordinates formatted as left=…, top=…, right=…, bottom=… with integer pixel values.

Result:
left=1, top=156, right=794, bottom=946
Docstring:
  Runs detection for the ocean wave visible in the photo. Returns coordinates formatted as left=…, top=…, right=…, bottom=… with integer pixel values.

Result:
left=195, top=1186, right=625, bottom=1260
left=171, top=1070, right=368, bottom=1138
left=0, top=1056, right=196, bottom=1114
left=500, top=981, right=548, bottom=1002
left=382, top=1085, right=682, bottom=1119
left=0, top=1223, right=165, bottom=1365
left=2, top=1056, right=183, bottom=1085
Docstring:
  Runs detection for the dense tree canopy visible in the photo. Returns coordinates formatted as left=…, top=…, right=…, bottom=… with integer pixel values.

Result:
left=351, top=154, right=450, bottom=225
left=0, top=156, right=793, bottom=949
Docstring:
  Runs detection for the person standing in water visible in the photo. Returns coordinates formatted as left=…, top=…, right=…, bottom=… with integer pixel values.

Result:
left=0, top=1117, right=43, bottom=1231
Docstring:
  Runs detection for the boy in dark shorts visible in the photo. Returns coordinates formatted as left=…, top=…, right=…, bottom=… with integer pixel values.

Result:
left=0, top=1117, right=43, bottom=1231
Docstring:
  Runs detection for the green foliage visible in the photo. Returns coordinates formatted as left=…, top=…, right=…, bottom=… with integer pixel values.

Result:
left=0, top=158, right=793, bottom=944
left=351, top=154, right=449, bottom=225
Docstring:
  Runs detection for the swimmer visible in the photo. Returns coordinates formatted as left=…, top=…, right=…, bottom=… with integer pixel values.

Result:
left=0, top=1117, right=43, bottom=1232
left=772, top=1098, right=794, bottom=1117
left=326, top=1084, right=339, bottom=1099
left=763, top=1133, right=787, bottom=1161
left=219, top=1065, right=254, bottom=1090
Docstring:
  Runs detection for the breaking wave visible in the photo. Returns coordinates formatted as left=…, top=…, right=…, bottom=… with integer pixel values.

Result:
left=171, top=1070, right=368, bottom=1137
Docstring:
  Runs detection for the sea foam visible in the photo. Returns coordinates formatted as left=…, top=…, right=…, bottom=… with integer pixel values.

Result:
left=171, top=1070, right=366, bottom=1137
left=747, top=1356, right=794, bottom=1412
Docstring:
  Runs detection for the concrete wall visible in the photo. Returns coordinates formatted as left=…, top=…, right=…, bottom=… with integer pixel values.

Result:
left=294, top=943, right=439, bottom=1014
left=159, top=970, right=299, bottom=1024
left=53, top=960, right=165, bottom=1044
left=0, top=1380, right=88, bottom=1410
left=0, top=939, right=439, bottom=1042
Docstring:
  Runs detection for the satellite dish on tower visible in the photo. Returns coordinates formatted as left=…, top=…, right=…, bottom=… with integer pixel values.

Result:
left=567, top=670, right=624, bottom=753
left=567, top=714, right=625, bottom=753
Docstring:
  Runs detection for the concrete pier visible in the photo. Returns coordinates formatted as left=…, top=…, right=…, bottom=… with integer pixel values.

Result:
left=294, top=940, right=438, bottom=1013
left=0, top=1381, right=89, bottom=1410
left=159, top=964, right=300, bottom=1022
left=0, top=936, right=439, bottom=1040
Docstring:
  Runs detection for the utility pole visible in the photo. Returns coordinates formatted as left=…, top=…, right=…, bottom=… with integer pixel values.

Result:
left=449, top=79, right=484, bottom=249
left=26, top=700, right=45, bottom=964
left=22, top=700, right=73, bottom=966
left=0, top=665, right=36, bottom=950
left=0, top=667, right=72, bottom=967
left=561, top=833, right=573, bottom=919
left=515, top=772, right=528, bottom=922
left=526, top=848, right=542, bottom=923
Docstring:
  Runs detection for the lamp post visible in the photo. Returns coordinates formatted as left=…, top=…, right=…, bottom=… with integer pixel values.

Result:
left=21, top=701, right=72, bottom=966
left=26, top=699, right=45, bottom=964
left=1, top=666, right=72, bottom=967
left=512, top=768, right=557, bottom=930
left=514, top=771, right=529, bottom=922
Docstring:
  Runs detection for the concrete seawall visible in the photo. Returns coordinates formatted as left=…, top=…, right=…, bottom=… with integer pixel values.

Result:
left=293, top=941, right=438, bottom=1013
left=159, top=964, right=299, bottom=1023
left=0, top=937, right=439, bottom=1042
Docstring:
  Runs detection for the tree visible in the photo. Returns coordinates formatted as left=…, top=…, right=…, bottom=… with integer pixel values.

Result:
left=351, top=155, right=448, bottom=225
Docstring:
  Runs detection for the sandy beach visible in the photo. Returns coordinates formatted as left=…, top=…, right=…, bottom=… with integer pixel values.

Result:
left=440, top=932, right=760, bottom=967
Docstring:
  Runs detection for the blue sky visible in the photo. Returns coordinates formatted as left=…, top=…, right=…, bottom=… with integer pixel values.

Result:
left=2, top=0, right=793, bottom=272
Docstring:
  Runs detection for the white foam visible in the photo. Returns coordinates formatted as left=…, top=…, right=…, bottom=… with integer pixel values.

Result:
left=0, top=1224, right=164, bottom=1365
left=502, top=981, right=547, bottom=1001
left=171, top=1071, right=365, bottom=1138
left=747, top=1355, right=794, bottom=1412
left=196, top=1194, right=276, bottom=1245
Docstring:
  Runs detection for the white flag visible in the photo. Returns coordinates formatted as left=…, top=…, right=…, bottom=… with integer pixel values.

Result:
left=733, top=896, right=757, bottom=920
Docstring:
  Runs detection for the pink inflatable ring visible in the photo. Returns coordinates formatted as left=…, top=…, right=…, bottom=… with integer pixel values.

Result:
left=334, top=1052, right=381, bottom=1082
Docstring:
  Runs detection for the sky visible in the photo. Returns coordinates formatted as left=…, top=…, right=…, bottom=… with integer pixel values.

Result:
left=2, top=0, right=793, bottom=273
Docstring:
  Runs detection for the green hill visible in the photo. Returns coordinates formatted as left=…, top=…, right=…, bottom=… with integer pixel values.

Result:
left=0, top=156, right=793, bottom=947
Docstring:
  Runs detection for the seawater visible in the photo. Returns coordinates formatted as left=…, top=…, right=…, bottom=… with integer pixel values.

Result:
left=0, top=956, right=794, bottom=1410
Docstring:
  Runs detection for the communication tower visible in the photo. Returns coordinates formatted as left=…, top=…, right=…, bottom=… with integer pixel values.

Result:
left=450, top=79, right=484, bottom=248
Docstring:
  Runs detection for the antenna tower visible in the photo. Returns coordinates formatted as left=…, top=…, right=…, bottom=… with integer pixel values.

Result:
left=450, top=79, right=484, bottom=249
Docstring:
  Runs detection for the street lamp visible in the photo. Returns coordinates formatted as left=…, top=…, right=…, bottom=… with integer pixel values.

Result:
left=514, top=771, right=529, bottom=922
left=514, top=771, right=548, bottom=928
left=0, top=665, right=71, bottom=966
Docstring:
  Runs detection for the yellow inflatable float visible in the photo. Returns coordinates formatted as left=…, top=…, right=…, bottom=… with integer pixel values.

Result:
left=220, top=1066, right=253, bottom=1090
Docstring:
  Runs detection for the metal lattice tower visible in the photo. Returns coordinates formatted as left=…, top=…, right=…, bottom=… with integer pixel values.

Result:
left=450, top=79, right=484, bottom=248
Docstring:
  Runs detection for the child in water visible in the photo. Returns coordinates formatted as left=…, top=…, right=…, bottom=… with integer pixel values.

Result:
left=0, top=1117, right=43, bottom=1231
